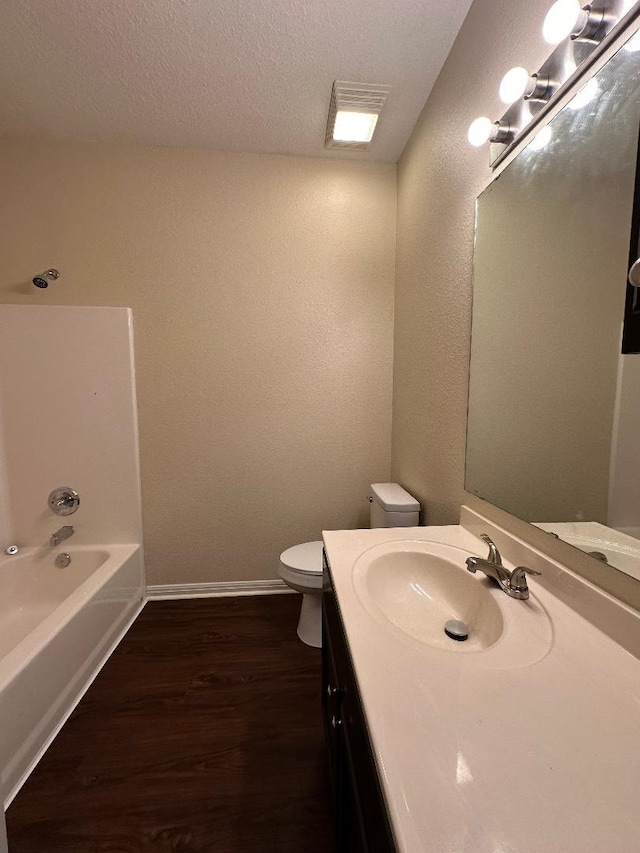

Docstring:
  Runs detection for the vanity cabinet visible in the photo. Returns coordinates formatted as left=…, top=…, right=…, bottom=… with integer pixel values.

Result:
left=322, top=549, right=396, bottom=853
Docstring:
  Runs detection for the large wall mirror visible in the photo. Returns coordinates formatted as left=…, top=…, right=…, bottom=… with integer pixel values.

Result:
left=466, top=30, right=640, bottom=584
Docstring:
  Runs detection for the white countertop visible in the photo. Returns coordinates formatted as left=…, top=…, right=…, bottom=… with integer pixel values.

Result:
left=322, top=521, right=640, bottom=853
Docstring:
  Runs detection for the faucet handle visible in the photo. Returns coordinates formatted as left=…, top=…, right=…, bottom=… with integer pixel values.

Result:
left=509, top=566, right=541, bottom=593
left=48, top=487, right=80, bottom=517
left=480, top=533, right=502, bottom=566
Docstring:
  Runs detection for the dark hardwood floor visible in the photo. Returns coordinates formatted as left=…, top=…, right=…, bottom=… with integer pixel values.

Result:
left=6, top=595, right=334, bottom=852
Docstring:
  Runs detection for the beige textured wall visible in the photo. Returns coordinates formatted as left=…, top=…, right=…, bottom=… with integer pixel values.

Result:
left=0, top=138, right=396, bottom=584
left=392, top=0, right=562, bottom=524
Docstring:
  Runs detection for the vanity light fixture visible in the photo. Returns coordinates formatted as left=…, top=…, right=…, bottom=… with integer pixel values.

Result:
left=467, top=0, right=633, bottom=161
left=499, top=67, right=557, bottom=105
left=499, top=67, right=531, bottom=104
left=543, top=0, right=585, bottom=42
left=467, top=116, right=493, bottom=147
left=325, top=81, right=390, bottom=150
left=467, top=118, right=513, bottom=147
left=524, top=73, right=556, bottom=102
left=543, top=0, right=608, bottom=45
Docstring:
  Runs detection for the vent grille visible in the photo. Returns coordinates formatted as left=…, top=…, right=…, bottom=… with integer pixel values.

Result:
left=325, top=81, right=390, bottom=150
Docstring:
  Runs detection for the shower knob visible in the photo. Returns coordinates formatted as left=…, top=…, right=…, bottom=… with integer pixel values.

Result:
left=48, top=487, right=80, bottom=516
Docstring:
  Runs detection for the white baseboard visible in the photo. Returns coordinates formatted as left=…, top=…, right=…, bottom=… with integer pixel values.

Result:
left=146, top=579, right=293, bottom=600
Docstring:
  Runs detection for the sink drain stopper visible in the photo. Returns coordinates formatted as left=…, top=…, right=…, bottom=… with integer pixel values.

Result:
left=444, top=620, right=469, bottom=641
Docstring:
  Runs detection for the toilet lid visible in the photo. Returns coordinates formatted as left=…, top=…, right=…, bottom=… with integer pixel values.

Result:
left=279, top=540, right=324, bottom=575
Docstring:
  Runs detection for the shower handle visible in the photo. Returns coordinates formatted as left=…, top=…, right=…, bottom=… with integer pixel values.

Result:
left=48, top=487, right=80, bottom=516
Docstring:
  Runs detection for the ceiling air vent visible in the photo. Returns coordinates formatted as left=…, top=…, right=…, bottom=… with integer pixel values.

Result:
left=325, top=81, right=390, bottom=150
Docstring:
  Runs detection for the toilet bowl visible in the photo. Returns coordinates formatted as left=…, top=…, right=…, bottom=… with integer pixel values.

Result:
left=279, top=541, right=324, bottom=648
left=279, top=483, right=420, bottom=648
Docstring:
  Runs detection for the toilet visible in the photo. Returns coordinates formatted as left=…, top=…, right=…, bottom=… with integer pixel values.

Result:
left=279, top=483, right=420, bottom=648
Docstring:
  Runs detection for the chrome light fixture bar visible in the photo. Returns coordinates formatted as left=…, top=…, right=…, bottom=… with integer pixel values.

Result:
left=325, top=81, right=390, bottom=151
left=467, top=0, right=639, bottom=166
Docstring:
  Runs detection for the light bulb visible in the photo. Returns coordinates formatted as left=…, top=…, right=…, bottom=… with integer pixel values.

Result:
left=543, top=0, right=582, bottom=44
left=567, top=77, right=599, bottom=110
left=499, top=67, right=531, bottom=104
left=529, top=125, right=552, bottom=151
left=467, top=116, right=493, bottom=147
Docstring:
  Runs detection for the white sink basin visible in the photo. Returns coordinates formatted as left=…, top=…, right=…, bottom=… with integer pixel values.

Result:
left=353, top=540, right=553, bottom=668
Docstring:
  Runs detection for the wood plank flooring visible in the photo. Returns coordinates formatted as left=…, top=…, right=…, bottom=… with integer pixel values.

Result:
left=6, top=595, right=334, bottom=852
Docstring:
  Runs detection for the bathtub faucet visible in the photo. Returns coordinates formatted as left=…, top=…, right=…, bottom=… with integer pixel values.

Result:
left=50, top=525, right=74, bottom=547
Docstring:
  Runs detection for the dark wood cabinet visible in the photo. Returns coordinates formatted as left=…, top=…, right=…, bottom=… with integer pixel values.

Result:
left=322, top=549, right=397, bottom=853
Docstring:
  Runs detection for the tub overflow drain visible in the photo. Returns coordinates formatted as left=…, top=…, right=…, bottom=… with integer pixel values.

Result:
left=444, top=620, right=469, bottom=641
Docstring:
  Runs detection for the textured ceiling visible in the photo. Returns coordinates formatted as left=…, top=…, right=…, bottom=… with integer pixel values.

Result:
left=0, top=0, right=473, bottom=162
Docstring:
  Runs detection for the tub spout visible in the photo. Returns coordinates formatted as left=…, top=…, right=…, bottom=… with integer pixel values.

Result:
left=50, top=525, right=74, bottom=547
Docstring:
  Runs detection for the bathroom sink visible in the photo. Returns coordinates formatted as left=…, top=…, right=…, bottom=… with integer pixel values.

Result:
left=352, top=540, right=553, bottom=666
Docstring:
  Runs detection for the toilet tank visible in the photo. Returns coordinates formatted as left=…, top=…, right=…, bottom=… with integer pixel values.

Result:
left=369, top=483, right=420, bottom=528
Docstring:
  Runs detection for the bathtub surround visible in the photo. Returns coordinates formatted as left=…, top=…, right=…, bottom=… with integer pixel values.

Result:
left=0, top=306, right=143, bottom=547
left=0, top=304, right=145, bottom=807
left=0, top=139, right=396, bottom=587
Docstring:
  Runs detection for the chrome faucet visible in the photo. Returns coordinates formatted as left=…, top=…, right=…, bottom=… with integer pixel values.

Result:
left=50, top=525, right=74, bottom=547
left=465, top=533, right=541, bottom=600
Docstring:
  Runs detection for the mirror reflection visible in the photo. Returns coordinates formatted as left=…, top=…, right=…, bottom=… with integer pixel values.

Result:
left=466, top=38, right=640, bottom=582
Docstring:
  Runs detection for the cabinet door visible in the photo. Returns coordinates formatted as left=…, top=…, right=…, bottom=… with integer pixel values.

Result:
left=342, top=721, right=370, bottom=853
left=322, top=615, right=341, bottom=795
left=322, top=555, right=397, bottom=853
left=323, top=625, right=365, bottom=853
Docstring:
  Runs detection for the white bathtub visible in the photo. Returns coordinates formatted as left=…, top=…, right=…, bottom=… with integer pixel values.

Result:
left=0, top=544, right=144, bottom=807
